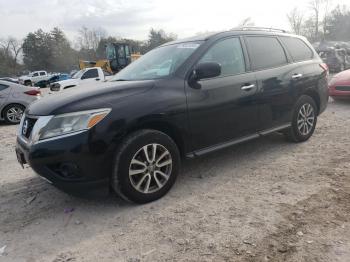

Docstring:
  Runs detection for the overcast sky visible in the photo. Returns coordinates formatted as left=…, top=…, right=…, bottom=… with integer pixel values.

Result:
left=0, top=0, right=348, bottom=41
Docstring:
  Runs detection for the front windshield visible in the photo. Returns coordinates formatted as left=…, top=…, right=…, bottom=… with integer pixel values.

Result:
left=72, top=70, right=84, bottom=79
left=111, top=41, right=202, bottom=81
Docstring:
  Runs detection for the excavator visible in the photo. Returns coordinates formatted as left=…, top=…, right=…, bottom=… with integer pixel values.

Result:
left=79, top=43, right=141, bottom=74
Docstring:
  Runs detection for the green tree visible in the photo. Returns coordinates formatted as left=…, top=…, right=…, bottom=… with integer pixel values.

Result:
left=22, top=28, right=77, bottom=73
left=49, top=27, right=77, bottom=72
left=22, top=29, right=52, bottom=71
left=144, top=28, right=177, bottom=53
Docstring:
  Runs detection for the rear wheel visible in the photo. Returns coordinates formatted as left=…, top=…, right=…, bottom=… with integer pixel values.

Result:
left=112, top=129, right=181, bottom=204
left=284, top=95, right=317, bottom=142
left=3, top=104, right=25, bottom=124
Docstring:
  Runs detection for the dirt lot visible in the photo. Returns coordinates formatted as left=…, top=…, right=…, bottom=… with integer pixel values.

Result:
left=0, top=98, right=350, bottom=262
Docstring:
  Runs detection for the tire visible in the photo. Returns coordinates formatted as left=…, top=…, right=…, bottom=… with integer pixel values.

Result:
left=3, top=104, right=25, bottom=124
left=112, top=129, right=181, bottom=204
left=284, top=95, right=317, bottom=143
left=24, top=81, right=32, bottom=86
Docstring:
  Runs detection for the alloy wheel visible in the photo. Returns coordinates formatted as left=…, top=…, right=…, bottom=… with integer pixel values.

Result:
left=6, top=106, right=24, bottom=123
left=129, top=143, right=172, bottom=194
left=297, top=103, right=315, bottom=136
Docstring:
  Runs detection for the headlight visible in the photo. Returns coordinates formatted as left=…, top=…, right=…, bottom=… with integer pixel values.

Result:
left=39, top=108, right=111, bottom=140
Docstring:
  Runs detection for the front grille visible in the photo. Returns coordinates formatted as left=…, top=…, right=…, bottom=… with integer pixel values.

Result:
left=22, top=117, right=37, bottom=138
left=335, top=86, right=350, bottom=91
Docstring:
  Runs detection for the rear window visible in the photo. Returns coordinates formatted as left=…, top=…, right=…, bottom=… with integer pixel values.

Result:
left=246, top=36, right=288, bottom=70
left=280, top=37, right=313, bottom=62
left=40, top=72, right=46, bottom=76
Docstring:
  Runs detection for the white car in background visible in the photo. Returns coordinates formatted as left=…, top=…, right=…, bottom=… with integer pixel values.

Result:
left=19, top=71, right=51, bottom=86
left=49, top=67, right=112, bottom=93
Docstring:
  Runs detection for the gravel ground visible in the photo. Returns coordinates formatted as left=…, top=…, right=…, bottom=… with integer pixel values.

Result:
left=0, top=95, right=350, bottom=262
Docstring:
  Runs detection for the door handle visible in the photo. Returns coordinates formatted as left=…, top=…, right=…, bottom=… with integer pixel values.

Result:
left=292, top=73, right=303, bottom=79
left=241, top=84, right=255, bottom=91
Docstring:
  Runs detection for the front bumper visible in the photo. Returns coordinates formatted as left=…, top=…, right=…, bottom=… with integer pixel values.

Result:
left=15, top=124, right=112, bottom=196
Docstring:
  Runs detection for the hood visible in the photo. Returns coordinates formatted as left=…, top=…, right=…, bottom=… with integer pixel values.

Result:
left=56, top=78, right=79, bottom=87
left=27, top=80, right=155, bottom=116
left=19, top=75, right=30, bottom=80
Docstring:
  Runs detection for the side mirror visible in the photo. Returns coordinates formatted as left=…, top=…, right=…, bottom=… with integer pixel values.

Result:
left=195, top=62, right=221, bottom=80
left=188, top=62, right=221, bottom=89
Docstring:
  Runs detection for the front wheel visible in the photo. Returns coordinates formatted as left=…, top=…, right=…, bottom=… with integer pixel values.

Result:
left=112, top=129, right=181, bottom=204
left=284, top=95, right=317, bottom=142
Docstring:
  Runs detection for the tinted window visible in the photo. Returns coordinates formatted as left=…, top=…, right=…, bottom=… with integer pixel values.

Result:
left=33, top=73, right=39, bottom=76
left=0, top=84, right=8, bottom=91
left=199, top=38, right=245, bottom=77
left=82, top=69, right=98, bottom=79
left=280, top=37, right=313, bottom=62
left=40, top=72, right=46, bottom=76
left=246, top=36, right=287, bottom=70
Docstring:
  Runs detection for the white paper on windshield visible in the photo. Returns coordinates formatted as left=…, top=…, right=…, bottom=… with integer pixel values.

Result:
left=177, top=43, right=200, bottom=49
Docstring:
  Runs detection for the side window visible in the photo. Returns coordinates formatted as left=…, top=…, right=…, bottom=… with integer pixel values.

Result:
left=82, top=69, right=98, bottom=79
left=33, top=73, right=39, bottom=77
left=246, top=36, right=288, bottom=70
left=198, top=38, right=245, bottom=77
left=280, top=37, right=314, bottom=62
left=0, top=84, right=8, bottom=91
left=40, top=72, right=46, bottom=76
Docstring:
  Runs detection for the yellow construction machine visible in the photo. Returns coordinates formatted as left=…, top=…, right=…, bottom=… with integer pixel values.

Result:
left=79, top=43, right=141, bottom=74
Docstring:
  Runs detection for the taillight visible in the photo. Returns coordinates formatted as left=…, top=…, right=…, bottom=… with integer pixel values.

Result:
left=320, top=63, right=329, bottom=73
left=319, top=63, right=329, bottom=80
left=24, top=90, right=41, bottom=96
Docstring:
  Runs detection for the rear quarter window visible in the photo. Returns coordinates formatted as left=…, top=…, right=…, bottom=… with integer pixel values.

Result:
left=0, top=84, right=8, bottom=91
left=245, top=36, right=288, bottom=71
left=280, top=36, right=314, bottom=62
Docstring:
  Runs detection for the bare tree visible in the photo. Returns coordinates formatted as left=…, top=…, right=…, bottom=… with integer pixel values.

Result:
left=77, top=26, right=107, bottom=51
left=238, top=17, right=255, bottom=27
left=287, top=7, right=304, bottom=34
left=322, top=0, right=332, bottom=39
left=0, top=37, right=22, bottom=74
left=8, top=38, right=22, bottom=73
left=0, top=38, right=11, bottom=56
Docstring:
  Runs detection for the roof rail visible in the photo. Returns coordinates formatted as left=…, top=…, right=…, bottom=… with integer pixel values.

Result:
left=232, top=26, right=288, bottom=33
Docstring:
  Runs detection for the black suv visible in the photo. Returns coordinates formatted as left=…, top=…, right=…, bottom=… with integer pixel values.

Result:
left=16, top=28, right=329, bottom=203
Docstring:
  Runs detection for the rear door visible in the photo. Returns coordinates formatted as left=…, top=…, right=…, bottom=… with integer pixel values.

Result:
left=244, top=35, right=305, bottom=130
left=186, top=37, right=259, bottom=152
left=0, top=83, right=11, bottom=107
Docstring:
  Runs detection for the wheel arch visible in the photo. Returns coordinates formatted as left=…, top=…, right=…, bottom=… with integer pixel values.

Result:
left=127, top=120, right=186, bottom=157
left=303, top=89, right=320, bottom=114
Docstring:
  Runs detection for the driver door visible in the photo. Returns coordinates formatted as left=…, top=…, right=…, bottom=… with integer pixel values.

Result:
left=185, top=37, right=259, bottom=153
left=81, top=68, right=100, bottom=83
